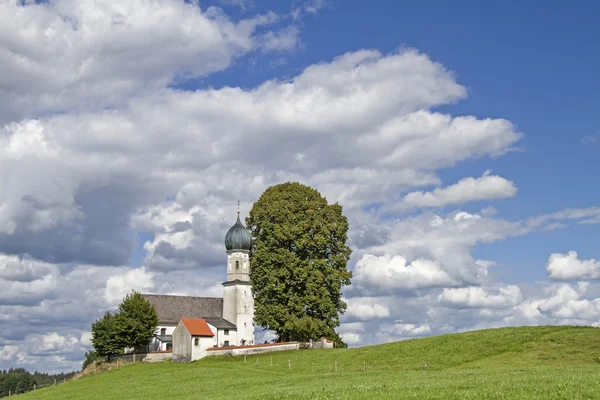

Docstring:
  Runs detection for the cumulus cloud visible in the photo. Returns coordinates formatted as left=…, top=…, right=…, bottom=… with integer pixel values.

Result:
left=104, top=267, right=155, bottom=305
left=345, top=297, right=390, bottom=321
left=401, top=171, right=517, bottom=209
left=353, top=254, right=455, bottom=292
left=537, top=282, right=600, bottom=320
left=0, top=48, right=522, bottom=270
left=546, top=251, right=600, bottom=280
left=0, top=0, right=297, bottom=123
left=438, top=285, right=523, bottom=309
left=381, top=322, right=432, bottom=338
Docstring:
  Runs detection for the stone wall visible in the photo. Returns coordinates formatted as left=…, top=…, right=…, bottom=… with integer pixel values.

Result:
left=114, top=350, right=172, bottom=363
left=206, top=342, right=300, bottom=357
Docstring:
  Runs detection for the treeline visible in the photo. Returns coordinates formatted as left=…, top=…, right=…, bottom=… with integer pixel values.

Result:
left=0, top=368, right=75, bottom=396
left=88, top=291, right=158, bottom=367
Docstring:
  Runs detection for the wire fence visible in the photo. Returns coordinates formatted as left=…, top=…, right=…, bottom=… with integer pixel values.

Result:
left=236, top=353, right=432, bottom=374
left=0, top=377, right=69, bottom=398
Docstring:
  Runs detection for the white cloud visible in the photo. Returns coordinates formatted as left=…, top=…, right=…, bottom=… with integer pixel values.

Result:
left=0, top=0, right=294, bottom=123
left=537, top=282, right=600, bottom=320
left=353, top=254, right=455, bottom=292
left=381, top=322, right=432, bottom=337
left=104, top=267, right=155, bottom=305
left=547, top=251, right=600, bottom=280
left=526, top=207, right=600, bottom=230
left=438, top=285, right=523, bottom=309
left=0, top=48, right=522, bottom=270
left=401, top=171, right=517, bottom=209
left=340, top=332, right=362, bottom=346
left=345, top=297, right=390, bottom=320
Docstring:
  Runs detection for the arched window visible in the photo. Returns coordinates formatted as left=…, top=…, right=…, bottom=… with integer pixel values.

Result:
left=194, top=338, right=199, bottom=346
left=235, top=260, right=239, bottom=269
left=160, top=328, right=166, bottom=336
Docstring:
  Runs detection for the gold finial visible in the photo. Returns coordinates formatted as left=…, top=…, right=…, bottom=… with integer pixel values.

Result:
left=237, top=199, right=240, bottom=214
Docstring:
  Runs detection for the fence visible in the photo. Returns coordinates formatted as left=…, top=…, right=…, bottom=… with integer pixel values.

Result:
left=0, top=377, right=69, bottom=398
left=230, top=352, right=435, bottom=375
left=237, top=356, right=374, bottom=374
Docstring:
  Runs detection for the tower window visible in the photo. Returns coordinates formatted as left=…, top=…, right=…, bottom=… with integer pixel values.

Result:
left=236, top=260, right=239, bottom=269
left=194, top=338, right=199, bottom=346
left=160, top=328, right=166, bottom=336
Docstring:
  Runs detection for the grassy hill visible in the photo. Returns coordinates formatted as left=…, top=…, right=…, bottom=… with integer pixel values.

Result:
left=19, top=326, right=600, bottom=399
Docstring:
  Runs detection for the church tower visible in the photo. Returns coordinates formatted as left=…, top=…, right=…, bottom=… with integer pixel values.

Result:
left=222, top=204, right=255, bottom=345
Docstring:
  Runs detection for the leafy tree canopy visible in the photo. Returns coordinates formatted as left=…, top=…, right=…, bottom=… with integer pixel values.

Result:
left=91, top=311, right=122, bottom=360
left=90, top=291, right=158, bottom=361
left=246, top=182, right=352, bottom=347
left=115, top=291, right=159, bottom=354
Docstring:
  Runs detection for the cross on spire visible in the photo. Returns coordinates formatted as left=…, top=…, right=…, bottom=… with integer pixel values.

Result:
left=237, top=199, right=240, bottom=214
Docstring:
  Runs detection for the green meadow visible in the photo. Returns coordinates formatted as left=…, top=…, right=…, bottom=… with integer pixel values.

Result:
left=21, top=326, right=600, bottom=399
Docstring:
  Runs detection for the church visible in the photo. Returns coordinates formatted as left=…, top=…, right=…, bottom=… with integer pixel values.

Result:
left=142, top=208, right=255, bottom=356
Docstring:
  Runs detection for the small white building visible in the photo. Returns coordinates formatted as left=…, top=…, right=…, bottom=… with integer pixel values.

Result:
left=172, top=318, right=238, bottom=362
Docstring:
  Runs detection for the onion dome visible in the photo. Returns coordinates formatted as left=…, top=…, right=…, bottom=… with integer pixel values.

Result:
left=224, top=213, right=252, bottom=251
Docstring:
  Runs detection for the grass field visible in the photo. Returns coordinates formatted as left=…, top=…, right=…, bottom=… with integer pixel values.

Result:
left=20, top=326, right=600, bottom=399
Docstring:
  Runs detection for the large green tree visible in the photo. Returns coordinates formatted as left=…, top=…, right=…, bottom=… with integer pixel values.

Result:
left=115, top=291, right=159, bottom=355
left=90, top=311, right=122, bottom=361
left=246, top=182, right=352, bottom=347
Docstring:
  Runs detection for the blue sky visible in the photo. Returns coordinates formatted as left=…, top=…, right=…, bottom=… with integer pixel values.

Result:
left=1, top=0, right=599, bottom=372
left=180, top=0, right=600, bottom=280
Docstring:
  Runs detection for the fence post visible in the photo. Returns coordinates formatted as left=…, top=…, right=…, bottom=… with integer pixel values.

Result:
left=288, top=359, right=291, bottom=370
left=312, top=360, right=314, bottom=373
left=244, top=354, right=246, bottom=364
left=54, top=378, right=57, bottom=385
left=256, top=356, right=258, bottom=365
left=34, top=384, right=36, bottom=391
left=335, top=361, right=337, bottom=373
left=270, top=356, right=273, bottom=366
left=363, top=361, right=366, bottom=373
left=9, top=390, right=11, bottom=396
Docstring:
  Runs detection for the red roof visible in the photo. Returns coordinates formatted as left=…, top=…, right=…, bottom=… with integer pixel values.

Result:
left=181, top=318, right=214, bottom=337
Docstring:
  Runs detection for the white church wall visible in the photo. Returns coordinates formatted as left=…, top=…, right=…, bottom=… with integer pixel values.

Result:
left=222, top=285, right=237, bottom=327
left=216, top=328, right=237, bottom=347
left=235, top=285, right=255, bottom=345
left=149, top=323, right=177, bottom=351
left=226, top=252, right=250, bottom=281
left=172, top=320, right=192, bottom=363
left=190, top=336, right=213, bottom=361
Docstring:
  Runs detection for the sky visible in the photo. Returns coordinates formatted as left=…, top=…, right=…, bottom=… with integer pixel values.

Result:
left=1, top=0, right=599, bottom=372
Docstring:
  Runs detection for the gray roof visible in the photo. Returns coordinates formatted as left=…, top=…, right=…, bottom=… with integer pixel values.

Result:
left=204, top=317, right=237, bottom=330
left=156, top=335, right=172, bottom=342
left=142, top=294, right=224, bottom=324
